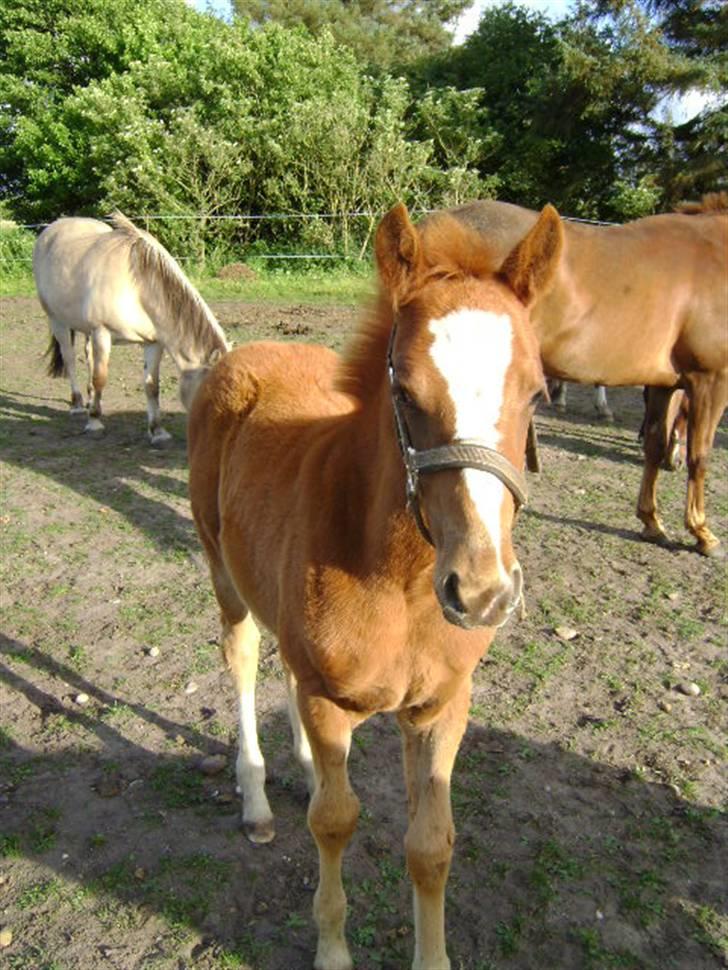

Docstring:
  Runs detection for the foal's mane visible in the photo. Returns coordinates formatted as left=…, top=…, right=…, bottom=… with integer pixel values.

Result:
left=337, top=214, right=500, bottom=403
left=676, top=191, right=728, bottom=215
left=110, top=212, right=229, bottom=359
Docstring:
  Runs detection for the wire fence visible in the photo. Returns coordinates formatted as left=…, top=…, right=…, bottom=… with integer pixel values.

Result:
left=0, top=208, right=619, bottom=270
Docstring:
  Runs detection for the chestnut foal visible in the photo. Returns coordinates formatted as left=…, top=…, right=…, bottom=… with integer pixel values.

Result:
left=188, top=203, right=561, bottom=969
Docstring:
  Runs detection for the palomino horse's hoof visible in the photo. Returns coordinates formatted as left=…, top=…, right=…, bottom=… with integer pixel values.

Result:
left=242, top=818, right=275, bottom=844
left=596, top=410, right=614, bottom=423
left=149, top=428, right=173, bottom=448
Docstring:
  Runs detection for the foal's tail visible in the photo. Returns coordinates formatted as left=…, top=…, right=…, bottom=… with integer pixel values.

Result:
left=45, top=332, right=73, bottom=378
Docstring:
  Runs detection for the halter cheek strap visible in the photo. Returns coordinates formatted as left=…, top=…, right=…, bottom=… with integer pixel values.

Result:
left=387, top=324, right=528, bottom=547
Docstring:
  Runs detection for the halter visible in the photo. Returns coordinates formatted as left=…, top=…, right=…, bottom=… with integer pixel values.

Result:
left=387, top=323, right=528, bottom=547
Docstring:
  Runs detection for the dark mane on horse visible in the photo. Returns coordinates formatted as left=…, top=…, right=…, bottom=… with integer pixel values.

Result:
left=336, top=214, right=500, bottom=403
left=110, top=211, right=229, bottom=359
left=676, top=191, right=728, bottom=215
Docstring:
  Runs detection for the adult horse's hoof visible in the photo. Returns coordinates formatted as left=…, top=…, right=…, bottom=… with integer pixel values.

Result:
left=639, top=526, right=672, bottom=548
left=697, top=540, right=724, bottom=559
left=242, top=818, right=275, bottom=844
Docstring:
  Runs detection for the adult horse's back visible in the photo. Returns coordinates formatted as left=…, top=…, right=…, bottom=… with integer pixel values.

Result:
left=440, top=195, right=728, bottom=554
left=34, top=213, right=229, bottom=442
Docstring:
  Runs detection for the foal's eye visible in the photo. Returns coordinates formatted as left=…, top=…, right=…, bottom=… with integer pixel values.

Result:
left=397, top=384, right=416, bottom=408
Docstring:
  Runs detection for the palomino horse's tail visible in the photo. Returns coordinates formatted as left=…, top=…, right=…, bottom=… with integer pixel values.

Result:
left=108, top=212, right=230, bottom=402
left=45, top=332, right=72, bottom=378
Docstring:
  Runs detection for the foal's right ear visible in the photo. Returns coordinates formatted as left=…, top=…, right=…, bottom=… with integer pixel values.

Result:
left=375, top=203, right=421, bottom=303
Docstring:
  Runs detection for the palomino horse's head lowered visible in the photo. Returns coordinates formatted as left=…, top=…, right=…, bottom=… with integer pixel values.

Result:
left=375, top=203, right=562, bottom=629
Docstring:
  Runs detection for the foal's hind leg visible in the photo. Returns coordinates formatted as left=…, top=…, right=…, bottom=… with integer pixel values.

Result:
left=398, top=681, right=470, bottom=970
left=683, top=371, right=727, bottom=556
left=636, top=387, right=675, bottom=545
left=284, top=667, right=316, bottom=795
left=50, top=322, right=85, bottom=412
left=210, top=567, right=274, bottom=842
left=85, top=327, right=111, bottom=433
left=144, top=342, right=172, bottom=446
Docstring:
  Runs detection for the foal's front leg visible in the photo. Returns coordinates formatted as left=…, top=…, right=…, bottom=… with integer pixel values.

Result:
left=298, top=691, right=360, bottom=970
left=399, top=681, right=470, bottom=970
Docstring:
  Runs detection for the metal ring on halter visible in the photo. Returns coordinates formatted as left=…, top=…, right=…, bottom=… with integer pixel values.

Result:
left=387, top=323, right=528, bottom=547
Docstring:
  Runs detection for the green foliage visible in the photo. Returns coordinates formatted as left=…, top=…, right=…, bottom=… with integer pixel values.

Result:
left=231, top=0, right=471, bottom=71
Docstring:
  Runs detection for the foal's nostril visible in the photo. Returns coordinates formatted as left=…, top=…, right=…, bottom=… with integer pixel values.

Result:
left=443, top=572, right=466, bottom=615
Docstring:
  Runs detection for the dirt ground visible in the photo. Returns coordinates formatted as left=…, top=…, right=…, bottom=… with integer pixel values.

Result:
left=1, top=295, right=726, bottom=970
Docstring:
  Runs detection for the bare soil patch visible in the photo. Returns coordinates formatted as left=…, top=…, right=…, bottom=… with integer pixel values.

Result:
left=1, top=296, right=726, bottom=970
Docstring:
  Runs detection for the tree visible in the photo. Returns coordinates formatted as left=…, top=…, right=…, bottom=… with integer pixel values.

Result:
left=578, top=0, right=727, bottom=203
left=230, top=0, right=472, bottom=71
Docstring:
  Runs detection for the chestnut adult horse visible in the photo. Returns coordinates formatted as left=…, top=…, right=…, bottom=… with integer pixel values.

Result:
left=34, top=213, right=229, bottom=442
left=188, top=203, right=559, bottom=969
left=440, top=194, right=728, bottom=555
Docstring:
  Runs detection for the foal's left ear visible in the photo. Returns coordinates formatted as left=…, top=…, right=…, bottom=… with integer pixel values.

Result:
left=500, top=204, right=564, bottom=306
left=375, top=203, right=421, bottom=302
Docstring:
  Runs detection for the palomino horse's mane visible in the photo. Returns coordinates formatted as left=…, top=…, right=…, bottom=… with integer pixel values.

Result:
left=110, top=212, right=229, bottom=360
left=676, top=191, right=728, bottom=215
left=337, top=213, right=502, bottom=403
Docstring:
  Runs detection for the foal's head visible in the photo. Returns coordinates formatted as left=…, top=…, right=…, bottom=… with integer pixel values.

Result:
left=376, top=203, right=562, bottom=629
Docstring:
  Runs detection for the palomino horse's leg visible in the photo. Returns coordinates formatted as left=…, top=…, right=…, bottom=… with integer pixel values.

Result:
left=636, top=386, right=676, bottom=546
left=86, top=327, right=112, bottom=433
left=398, top=681, right=470, bottom=970
left=594, top=385, right=613, bottom=421
left=683, top=371, right=728, bottom=556
left=143, top=342, right=172, bottom=446
left=50, top=322, right=85, bottom=412
left=209, top=565, right=274, bottom=842
left=298, top=691, right=359, bottom=970
left=284, top=667, right=316, bottom=795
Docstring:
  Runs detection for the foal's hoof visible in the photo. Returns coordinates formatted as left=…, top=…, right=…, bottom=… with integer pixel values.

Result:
left=69, top=406, right=87, bottom=416
left=596, top=410, right=614, bottom=423
left=242, top=818, right=275, bottom=844
left=84, top=418, right=105, bottom=435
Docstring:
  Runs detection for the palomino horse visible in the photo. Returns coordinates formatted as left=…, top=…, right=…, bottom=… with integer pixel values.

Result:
left=33, top=213, right=229, bottom=443
left=188, top=203, right=560, bottom=969
left=440, top=194, right=728, bottom=555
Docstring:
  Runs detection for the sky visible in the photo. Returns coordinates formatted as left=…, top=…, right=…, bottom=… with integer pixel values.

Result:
left=189, top=0, right=572, bottom=35
left=189, top=0, right=708, bottom=123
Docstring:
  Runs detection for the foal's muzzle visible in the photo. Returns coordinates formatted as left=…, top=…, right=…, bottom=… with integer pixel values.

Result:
left=439, top=561, right=523, bottom=630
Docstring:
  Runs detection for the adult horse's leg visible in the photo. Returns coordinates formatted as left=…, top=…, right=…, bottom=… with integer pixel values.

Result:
left=284, top=667, right=316, bottom=795
left=636, top=386, right=676, bottom=546
left=143, top=342, right=172, bottom=446
left=683, top=371, right=728, bottom=556
left=549, top=379, right=567, bottom=412
left=398, top=681, right=470, bottom=970
left=594, top=385, right=613, bottom=421
left=86, top=327, right=111, bottom=433
left=49, top=322, right=85, bottom=413
left=299, top=692, right=359, bottom=970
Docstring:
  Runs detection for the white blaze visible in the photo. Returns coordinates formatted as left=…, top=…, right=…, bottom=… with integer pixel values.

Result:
left=428, top=309, right=514, bottom=574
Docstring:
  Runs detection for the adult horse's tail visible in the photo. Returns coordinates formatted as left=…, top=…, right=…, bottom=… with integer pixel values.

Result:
left=109, top=212, right=230, bottom=408
left=45, top=333, right=69, bottom=377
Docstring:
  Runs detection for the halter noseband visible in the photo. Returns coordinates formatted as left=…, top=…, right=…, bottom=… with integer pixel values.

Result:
left=387, top=324, right=528, bottom=547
